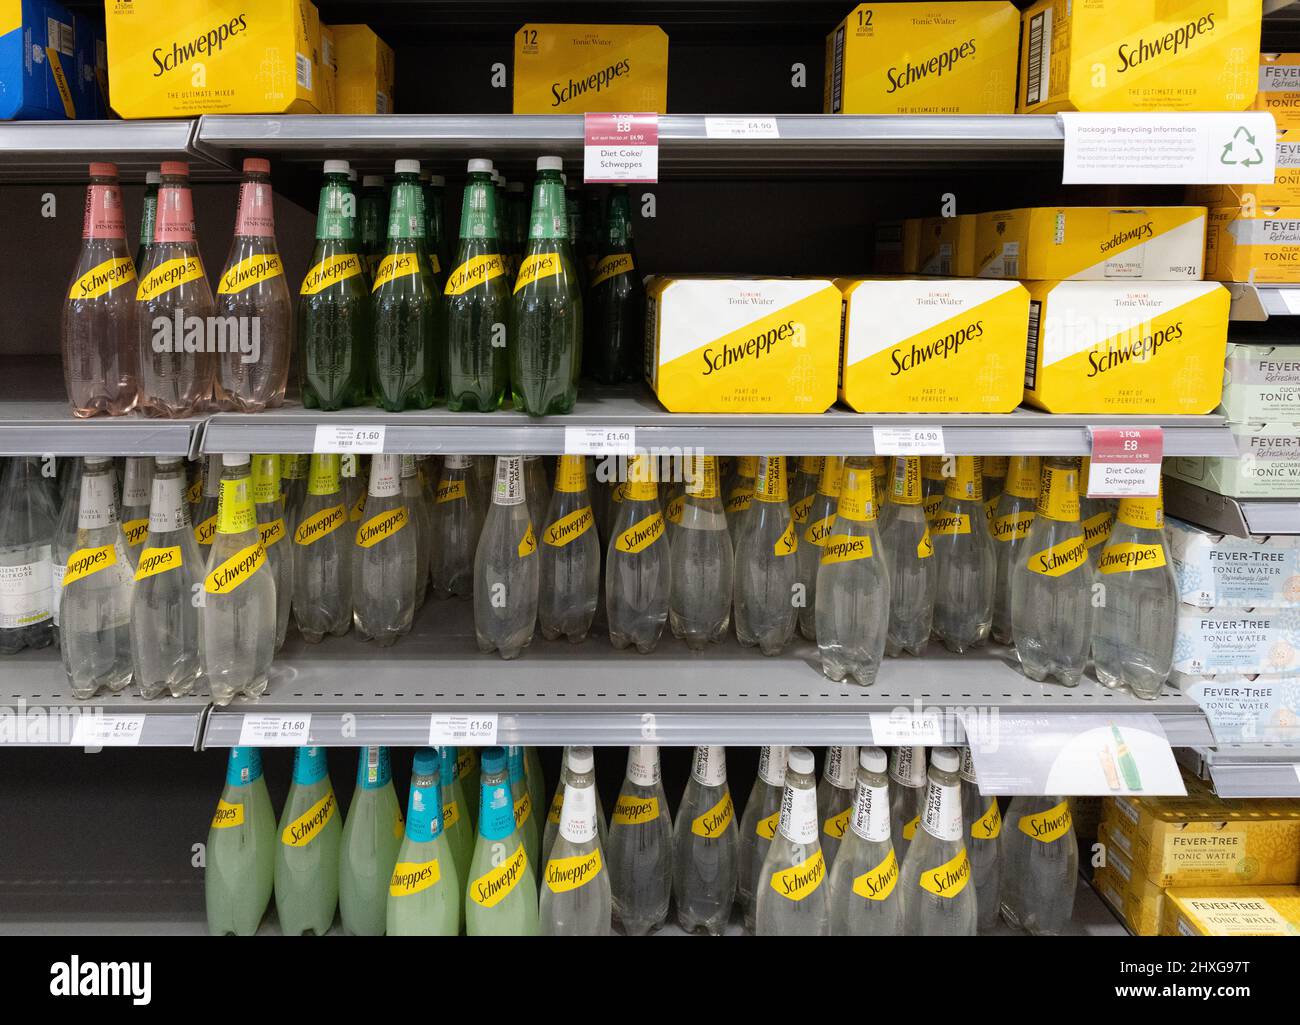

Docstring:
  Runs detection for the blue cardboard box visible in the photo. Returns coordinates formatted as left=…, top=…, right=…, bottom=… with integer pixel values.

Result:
left=0, top=0, right=95, bottom=120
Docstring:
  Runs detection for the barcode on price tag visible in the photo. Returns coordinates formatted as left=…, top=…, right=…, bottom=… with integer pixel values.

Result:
left=564, top=426, right=637, bottom=455
left=239, top=713, right=312, bottom=746
left=313, top=424, right=386, bottom=454
left=429, top=713, right=498, bottom=746
left=704, top=117, right=780, bottom=138
left=869, top=710, right=945, bottom=746
left=872, top=426, right=946, bottom=455
left=71, top=714, right=145, bottom=747
left=1088, top=426, right=1163, bottom=498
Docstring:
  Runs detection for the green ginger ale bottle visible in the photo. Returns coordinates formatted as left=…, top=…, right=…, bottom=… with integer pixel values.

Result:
left=465, top=746, right=540, bottom=935
left=205, top=747, right=275, bottom=936
left=424, top=172, right=450, bottom=285
left=586, top=186, right=645, bottom=384
left=274, top=746, right=341, bottom=935
left=440, top=746, right=474, bottom=885
left=357, top=174, right=388, bottom=280
left=339, top=746, right=403, bottom=935
left=511, top=155, right=583, bottom=417
left=387, top=748, right=460, bottom=935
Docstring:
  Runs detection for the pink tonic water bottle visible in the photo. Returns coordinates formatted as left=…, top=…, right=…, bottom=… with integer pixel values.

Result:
left=135, top=161, right=215, bottom=418
left=214, top=157, right=292, bottom=411
left=61, top=162, right=138, bottom=417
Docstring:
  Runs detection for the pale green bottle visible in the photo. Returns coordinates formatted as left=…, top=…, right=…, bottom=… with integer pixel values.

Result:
left=274, top=746, right=342, bottom=935
left=388, top=748, right=460, bottom=936
left=339, top=746, right=403, bottom=936
left=205, top=747, right=275, bottom=936
left=524, top=746, right=547, bottom=843
left=458, top=748, right=480, bottom=831
left=439, top=746, right=474, bottom=885
left=507, top=745, right=541, bottom=870
left=465, top=746, right=541, bottom=936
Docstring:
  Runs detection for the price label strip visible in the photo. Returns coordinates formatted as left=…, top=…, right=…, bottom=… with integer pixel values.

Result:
left=429, top=713, right=499, bottom=746
left=564, top=426, right=637, bottom=455
left=704, top=116, right=780, bottom=138
left=70, top=714, right=146, bottom=747
left=313, top=424, right=386, bottom=454
left=872, top=426, right=946, bottom=456
left=869, top=710, right=945, bottom=746
left=583, top=112, right=659, bottom=183
left=239, top=713, right=312, bottom=747
left=1087, top=426, right=1163, bottom=498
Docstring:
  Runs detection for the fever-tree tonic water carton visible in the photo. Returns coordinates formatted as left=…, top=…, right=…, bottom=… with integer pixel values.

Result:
left=513, top=24, right=668, bottom=113
left=1017, top=0, right=1263, bottom=113
left=1162, top=886, right=1300, bottom=935
left=1167, top=516, right=1300, bottom=609
left=1167, top=423, right=1300, bottom=497
left=1218, top=340, right=1300, bottom=423
left=643, top=276, right=841, bottom=413
left=836, top=278, right=1029, bottom=412
left=1204, top=207, right=1300, bottom=284
left=825, top=2, right=1019, bottom=114
left=1255, top=53, right=1300, bottom=130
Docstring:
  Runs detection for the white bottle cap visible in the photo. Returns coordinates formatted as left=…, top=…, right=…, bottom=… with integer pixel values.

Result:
left=787, top=747, right=814, bottom=775
left=145, top=171, right=161, bottom=184
left=83, top=455, right=112, bottom=467
left=537, top=155, right=563, bottom=172
left=467, top=158, right=493, bottom=173
left=860, top=747, right=887, bottom=774
left=428, top=174, right=445, bottom=186
left=323, top=159, right=349, bottom=174
left=567, top=746, right=594, bottom=774
left=223, top=453, right=251, bottom=467
left=394, top=159, right=420, bottom=174
left=362, top=175, right=385, bottom=187
left=931, top=747, right=961, bottom=773
left=507, top=180, right=524, bottom=192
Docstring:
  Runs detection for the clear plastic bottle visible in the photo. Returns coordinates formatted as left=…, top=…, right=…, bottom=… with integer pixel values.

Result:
left=400, top=455, right=432, bottom=609
left=507, top=745, right=541, bottom=871
left=756, top=747, right=830, bottom=936
left=251, top=454, right=291, bottom=652
left=669, top=454, right=733, bottom=650
left=201, top=454, right=276, bottom=705
left=274, top=746, right=341, bottom=936
left=921, top=456, right=947, bottom=529
left=982, top=456, right=1008, bottom=529
left=932, top=456, right=995, bottom=653
left=606, top=453, right=669, bottom=653
left=439, top=746, right=474, bottom=886
left=607, top=745, right=673, bottom=936
left=999, top=795, right=1078, bottom=935
left=206, top=747, right=275, bottom=936
left=60, top=457, right=133, bottom=699
left=191, top=453, right=221, bottom=556
left=1011, top=458, right=1093, bottom=687
left=889, top=745, right=927, bottom=865
left=465, top=747, right=540, bottom=936
left=789, top=457, right=823, bottom=536
left=281, top=453, right=308, bottom=530
left=816, top=458, right=890, bottom=684
left=352, top=454, right=417, bottom=646
left=292, top=454, right=351, bottom=643
left=387, top=748, right=460, bottom=936
left=1093, top=492, right=1178, bottom=699
left=130, top=457, right=203, bottom=699
left=898, top=747, right=976, bottom=936
left=473, top=456, right=539, bottom=659
left=1078, top=458, right=1116, bottom=567
left=672, top=745, right=738, bottom=935
left=341, top=454, right=365, bottom=526
left=540, top=746, right=611, bottom=935
left=990, top=456, right=1040, bottom=645
left=119, top=457, right=152, bottom=567
left=797, top=456, right=843, bottom=641
left=817, top=745, right=859, bottom=868
left=882, top=457, right=936, bottom=657
left=339, top=746, right=403, bottom=936
left=734, top=456, right=799, bottom=656
left=0, top=457, right=56, bottom=655
left=539, top=455, right=600, bottom=641
left=544, top=747, right=606, bottom=862
left=738, top=744, right=788, bottom=933
left=429, top=454, right=483, bottom=600
left=960, top=747, right=1002, bottom=934
left=51, top=459, right=84, bottom=642
left=523, top=455, right=551, bottom=553
left=829, top=747, right=903, bottom=936
left=723, top=456, right=756, bottom=546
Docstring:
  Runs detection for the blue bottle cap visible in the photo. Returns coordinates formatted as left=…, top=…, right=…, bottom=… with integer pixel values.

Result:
left=412, top=747, right=439, bottom=778
left=481, top=746, right=506, bottom=775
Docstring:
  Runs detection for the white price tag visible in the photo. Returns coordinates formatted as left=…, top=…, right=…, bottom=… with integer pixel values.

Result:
left=872, top=426, right=946, bottom=456
left=870, top=710, right=944, bottom=746
left=239, top=713, right=312, bottom=746
left=704, top=116, right=780, bottom=138
left=1277, top=289, right=1300, bottom=316
left=564, top=426, right=637, bottom=455
left=313, top=424, right=386, bottom=454
left=71, top=714, right=145, bottom=747
left=429, top=713, right=498, bottom=746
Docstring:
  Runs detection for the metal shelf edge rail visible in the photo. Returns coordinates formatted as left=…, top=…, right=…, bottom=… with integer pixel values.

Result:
left=0, top=119, right=231, bottom=180
left=1193, top=743, right=1300, bottom=798
left=0, top=416, right=200, bottom=457
left=1164, top=476, right=1300, bottom=537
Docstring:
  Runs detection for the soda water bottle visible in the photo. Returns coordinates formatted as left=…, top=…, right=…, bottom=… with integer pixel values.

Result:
left=738, top=745, right=788, bottom=933
left=999, top=796, right=1078, bottom=935
left=1079, top=458, right=1116, bottom=567
left=790, top=457, right=823, bottom=531
left=291, top=454, right=350, bottom=642
left=342, top=454, right=365, bottom=523
left=136, top=161, right=214, bottom=417
left=669, top=455, right=733, bottom=649
left=134, top=169, right=159, bottom=275
left=889, top=746, right=926, bottom=865
left=523, top=455, right=550, bottom=541
left=797, top=456, right=843, bottom=641
left=473, top=456, right=539, bottom=659
left=506, top=745, right=540, bottom=870
left=61, top=457, right=133, bottom=699
left=756, top=747, right=830, bottom=936
left=357, top=174, right=388, bottom=279
left=1093, top=492, right=1178, bottom=699
left=206, top=747, right=275, bottom=936
left=540, top=746, right=612, bottom=936
left=607, top=745, right=672, bottom=936
left=63, top=162, right=137, bottom=417
left=274, top=746, right=341, bottom=935
left=445, top=158, right=510, bottom=411
left=982, top=457, right=1008, bottom=527
left=921, top=457, right=947, bottom=528
left=932, top=456, right=995, bottom=653
left=829, top=747, right=903, bottom=936
left=388, top=749, right=459, bottom=936
left=672, top=745, right=738, bottom=935
left=898, top=747, right=976, bottom=936
left=816, top=458, right=890, bottom=685
left=118, top=457, right=151, bottom=568
left=1011, top=458, right=1093, bottom=687
left=465, top=746, right=539, bottom=936
left=539, top=454, right=600, bottom=641
left=586, top=185, right=644, bottom=384
left=817, top=745, right=859, bottom=868
left=960, top=747, right=1002, bottom=933
left=339, top=746, right=403, bottom=935
left=0, top=457, right=56, bottom=655
left=130, top=457, right=202, bottom=698
left=724, top=456, right=756, bottom=545
left=544, top=747, right=609, bottom=863
left=734, top=456, right=798, bottom=655
left=191, top=454, right=221, bottom=560
left=51, top=459, right=85, bottom=640
left=352, top=454, right=416, bottom=645
left=991, top=456, right=1040, bottom=645
left=439, top=746, right=474, bottom=886
left=883, top=457, right=936, bottom=657
left=606, top=453, right=669, bottom=652
left=251, top=455, right=290, bottom=652
left=299, top=160, right=369, bottom=411
left=281, top=453, right=308, bottom=528
left=512, top=155, right=583, bottom=416
left=429, top=455, right=482, bottom=600
left=201, top=455, right=276, bottom=705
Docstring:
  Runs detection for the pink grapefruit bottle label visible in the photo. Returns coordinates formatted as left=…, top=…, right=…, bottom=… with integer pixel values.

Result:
left=234, top=181, right=276, bottom=237
left=154, top=185, right=196, bottom=244
left=83, top=185, right=126, bottom=239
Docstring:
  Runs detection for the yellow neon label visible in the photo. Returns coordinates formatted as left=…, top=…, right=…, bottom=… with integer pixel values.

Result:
left=972, top=800, right=1003, bottom=840
left=1018, top=801, right=1072, bottom=844
left=544, top=506, right=594, bottom=548
left=1098, top=542, right=1167, bottom=575
left=991, top=509, right=1036, bottom=543
left=773, top=520, right=798, bottom=557
left=211, top=799, right=244, bottom=829
left=823, top=808, right=851, bottom=840
left=445, top=253, right=507, bottom=295
left=918, top=847, right=971, bottom=898
left=769, top=849, right=826, bottom=902
left=204, top=543, right=267, bottom=595
left=436, top=478, right=467, bottom=504
left=821, top=533, right=873, bottom=564
left=545, top=849, right=602, bottom=893
left=930, top=512, right=971, bottom=536
left=611, top=794, right=660, bottom=826
left=615, top=513, right=665, bottom=554
left=259, top=518, right=285, bottom=548
left=691, top=791, right=734, bottom=839
left=518, top=524, right=537, bottom=558
left=514, top=252, right=561, bottom=292
left=122, top=518, right=149, bottom=548
left=590, top=253, right=635, bottom=287
left=372, top=252, right=422, bottom=291
left=469, top=843, right=529, bottom=907
left=1027, top=536, right=1089, bottom=577
left=852, top=850, right=900, bottom=902
left=294, top=505, right=347, bottom=546
left=757, top=811, right=778, bottom=840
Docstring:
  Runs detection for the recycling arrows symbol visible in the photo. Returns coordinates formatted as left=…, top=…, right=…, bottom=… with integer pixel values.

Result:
left=1221, top=125, right=1264, bottom=167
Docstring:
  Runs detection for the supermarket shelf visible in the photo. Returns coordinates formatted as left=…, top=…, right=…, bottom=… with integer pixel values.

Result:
left=1227, top=283, right=1300, bottom=321
left=1181, top=743, right=1300, bottom=798
left=1163, top=476, right=1300, bottom=538
left=0, top=120, right=228, bottom=182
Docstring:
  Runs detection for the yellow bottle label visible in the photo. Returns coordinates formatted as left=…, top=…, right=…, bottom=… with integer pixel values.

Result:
left=307, top=454, right=341, bottom=497
left=513, top=252, right=561, bottom=292
left=725, top=487, right=754, bottom=515
left=612, top=794, right=660, bottom=826
left=47, top=45, right=75, bottom=116
left=355, top=507, right=408, bottom=548
left=823, top=808, right=850, bottom=840
left=513, top=791, right=533, bottom=829
left=518, top=524, right=537, bottom=558
left=122, top=518, right=149, bottom=548
left=666, top=493, right=684, bottom=524
left=804, top=513, right=837, bottom=548
left=756, top=811, right=779, bottom=840
left=797, top=456, right=824, bottom=476
left=445, top=253, right=506, bottom=295
left=930, top=511, right=971, bottom=536
left=281, top=790, right=337, bottom=847
left=903, top=816, right=919, bottom=840
left=544, top=506, right=594, bottom=548
left=252, top=454, right=281, bottom=502
left=1098, top=542, right=1167, bottom=575
left=372, top=252, right=422, bottom=291
left=838, top=464, right=878, bottom=522
left=769, top=849, right=826, bottom=902
left=615, top=513, right=665, bottom=554
left=918, top=847, right=972, bottom=898
left=545, top=849, right=602, bottom=893
left=193, top=515, right=217, bottom=546
left=945, top=457, right=983, bottom=502
left=1117, top=496, right=1164, bottom=530
left=852, top=850, right=900, bottom=902
left=754, top=456, right=788, bottom=503
left=923, top=493, right=944, bottom=525
left=818, top=457, right=844, bottom=498
left=547, top=789, right=563, bottom=825
left=443, top=801, right=461, bottom=833
left=300, top=253, right=363, bottom=295
left=294, top=505, right=347, bottom=546
left=204, top=543, right=267, bottom=595
left=791, top=492, right=815, bottom=523
left=185, top=476, right=202, bottom=505
left=984, top=494, right=999, bottom=525
left=389, top=859, right=441, bottom=897
left=991, top=509, right=1036, bottom=543
left=1036, top=465, right=1080, bottom=522
left=136, top=256, right=204, bottom=302
left=821, top=533, right=874, bottom=564
left=217, top=252, right=284, bottom=294
left=591, top=253, right=635, bottom=287
left=69, top=256, right=136, bottom=300
left=436, top=478, right=467, bottom=503
left=259, top=518, right=285, bottom=548
left=685, top=456, right=720, bottom=499
left=134, top=545, right=182, bottom=581
left=917, top=532, right=934, bottom=559
left=1004, top=456, right=1040, bottom=499
left=773, top=520, right=798, bottom=557
left=211, top=799, right=244, bottom=829
left=554, top=455, right=588, bottom=494
left=1027, top=536, right=1089, bottom=577
left=972, top=800, right=1002, bottom=840
left=429, top=253, right=442, bottom=276
left=691, top=791, right=735, bottom=839
left=469, top=843, right=529, bottom=907
left=891, top=457, right=923, bottom=506
left=1018, top=801, right=1072, bottom=844
left=984, top=456, right=1009, bottom=478
left=63, top=545, right=117, bottom=586
left=1083, top=509, right=1116, bottom=550
left=216, top=478, right=257, bottom=535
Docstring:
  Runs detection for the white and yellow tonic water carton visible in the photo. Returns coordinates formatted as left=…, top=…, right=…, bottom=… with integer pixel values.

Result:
left=825, top=2, right=1019, bottom=114
left=1017, top=0, right=1262, bottom=113
left=974, top=207, right=1207, bottom=280
left=1163, top=886, right=1300, bottom=936
left=1204, top=207, right=1300, bottom=283
left=1255, top=53, right=1300, bottom=130
left=513, top=24, right=668, bottom=113
left=644, top=276, right=841, bottom=413
left=837, top=278, right=1029, bottom=412
left=106, top=0, right=325, bottom=117
left=1022, top=280, right=1230, bottom=414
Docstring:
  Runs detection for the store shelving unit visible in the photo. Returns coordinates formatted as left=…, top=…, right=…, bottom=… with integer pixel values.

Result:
left=1179, top=743, right=1300, bottom=799
left=0, top=119, right=223, bottom=182
left=1164, top=476, right=1300, bottom=537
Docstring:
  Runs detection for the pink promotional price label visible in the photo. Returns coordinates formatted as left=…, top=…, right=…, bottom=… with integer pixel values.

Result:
left=583, top=112, right=659, bottom=183
left=1087, top=427, right=1164, bottom=498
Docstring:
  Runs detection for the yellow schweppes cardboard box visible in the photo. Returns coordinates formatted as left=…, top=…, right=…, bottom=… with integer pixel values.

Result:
left=1023, top=280, right=1230, bottom=414
left=513, top=24, right=668, bottom=114
left=916, top=215, right=977, bottom=276
left=318, top=24, right=337, bottom=113
left=1255, top=53, right=1300, bottom=130
left=106, top=0, right=325, bottom=117
left=974, top=207, right=1207, bottom=280
left=1017, top=0, right=1262, bottom=113
left=333, top=24, right=394, bottom=114
left=1204, top=205, right=1300, bottom=283
left=838, top=277, right=1029, bottom=412
left=645, top=276, right=840, bottom=413
left=824, top=2, right=1019, bottom=114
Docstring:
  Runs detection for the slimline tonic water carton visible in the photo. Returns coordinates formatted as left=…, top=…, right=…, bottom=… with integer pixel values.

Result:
left=513, top=24, right=668, bottom=114
left=1162, top=886, right=1300, bottom=935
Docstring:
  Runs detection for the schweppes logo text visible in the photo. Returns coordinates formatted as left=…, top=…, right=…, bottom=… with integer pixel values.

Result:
left=389, top=859, right=441, bottom=896
left=821, top=533, right=873, bottom=564
left=64, top=545, right=116, bottom=586
left=1028, top=536, right=1089, bottom=577
left=281, top=791, right=337, bottom=847
left=69, top=257, right=136, bottom=300
left=615, top=512, right=665, bottom=554
left=445, top=254, right=506, bottom=295
left=991, top=509, right=1035, bottom=543
left=218, top=253, right=284, bottom=294
left=372, top=252, right=422, bottom=291
left=1116, top=15, right=1216, bottom=73
left=918, top=847, right=971, bottom=898
left=852, top=850, right=900, bottom=901
left=514, top=252, right=561, bottom=292
left=891, top=318, right=983, bottom=376
left=769, top=849, right=826, bottom=902
left=294, top=505, right=346, bottom=546
left=703, top=318, right=795, bottom=377
left=211, top=799, right=244, bottom=829
left=470, top=843, right=528, bottom=907
left=134, top=545, right=182, bottom=581
left=545, top=848, right=602, bottom=893
left=691, top=792, right=734, bottom=838
left=930, top=512, right=971, bottom=536
left=436, top=479, right=466, bottom=503
left=259, top=518, right=285, bottom=547
left=204, top=542, right=267, bottom=595
left=122, top=518, right=149, bottom=547
left=612, top=794, right=659, bottom=826
left=300, top=253, right=363, bottom=295
left=1088, top=321, right=1184, bottom=377
left=137, top=257, right=204, bottom=303
left=1099, top=542, right=1167, bottom=574
left=972, top=800, right=1002, bottom=840
left=1018, top=801, right=1072, bottom=843
left=545, top=506, right=594, bottom=547
left=591, top=253, right=634, bottom=287
left=356, top=507, right=408, bottom=548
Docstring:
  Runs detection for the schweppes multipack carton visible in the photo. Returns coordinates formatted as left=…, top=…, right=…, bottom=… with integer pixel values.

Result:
left=1022, top=280, right=1230, bottom=414
left=1162, top=886, right=1300, bottom=935
left=824, top=2, right=1019, bottom=114
left=513, top=24, right=668, bottom=114
left=902, top=215, right=977, bottom=276
left=1255, top=53, right=1300, bottom=129
left=974, top=207, right=1208, bottom=281
left=332, top=23, right=394, bottom=114
left=1204, top=206, right=1300, bottom=283
left=106, top=0, right=326, bottom=116
left=837, top=277, right=1029, bottom=412
left=644, top=276, right=840, bottom=413
left=0, top=0, right=102, bottom=120
left=1016, top=0, right=1263, bottom=113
